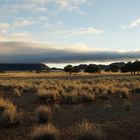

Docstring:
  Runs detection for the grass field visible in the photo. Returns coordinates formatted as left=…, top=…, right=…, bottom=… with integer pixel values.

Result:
left=0, top=72, right=140, bottom=140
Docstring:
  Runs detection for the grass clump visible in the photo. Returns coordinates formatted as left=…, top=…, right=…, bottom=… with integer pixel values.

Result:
left=62, top=93, right=79, bottom=104
left=73, top=105, right=83, bottom=113
left=36, top=106, right=51, bottom=124
left=124, top=100, right=132, bottom=111
left=32, top=124, right=60, bottom=140
left=36, top=89, right=57, bottom=104
left=81, top=93, right=96, bottom=103
left=114, top=87, right=130, bottom=99
left=13, top=88, right=21, bottom=97
left=52, top=104, right=60, bottom=112
left=0, top=98, right=20, bottom=126
left=75, top=119, right=105, bottom=140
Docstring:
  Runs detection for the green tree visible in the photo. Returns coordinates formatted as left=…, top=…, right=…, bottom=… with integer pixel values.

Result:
left=84, top=64, right=100, bottom=73
left=64, top=65, right=73, bottom=74
left=109, top=65, right=119, bottom=72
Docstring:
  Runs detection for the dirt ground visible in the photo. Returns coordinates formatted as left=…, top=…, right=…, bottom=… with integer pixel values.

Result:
left=0, top=73, right=140, bottom=140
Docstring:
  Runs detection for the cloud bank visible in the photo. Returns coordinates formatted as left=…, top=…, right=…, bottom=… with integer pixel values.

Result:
left=0, top=41, right=139, bottom=63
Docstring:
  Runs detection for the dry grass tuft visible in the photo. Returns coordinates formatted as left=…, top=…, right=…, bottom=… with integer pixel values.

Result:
left=81, top=93, right=96, bottom=102
left=36, top=89, right=57, bottom=104
left=0, top=98, right=20, bottom=126
left=75, top=119, right=105, bottom=140
left=62, top=92, right=79, bottom=104
left=114, top=87, right=130, bottom=99
left=31, top=124, right=60, bottom=140
left=13, top=88, right=21, bottom=97
left=52, top=104, right=60, bottom=111
left=36, top=106, right=51, bottom=124
left=124, top=100, right=132, bottom=111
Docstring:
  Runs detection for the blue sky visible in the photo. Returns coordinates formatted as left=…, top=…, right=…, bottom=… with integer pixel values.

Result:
left=0, top=0, right=140, bottom=67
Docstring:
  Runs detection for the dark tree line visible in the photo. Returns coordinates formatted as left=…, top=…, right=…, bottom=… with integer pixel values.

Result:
left=63, top=60, right=140, bottom=75
left=64, top=64, right=100, bottom=74
left=121, top=60, right=140, bottom=75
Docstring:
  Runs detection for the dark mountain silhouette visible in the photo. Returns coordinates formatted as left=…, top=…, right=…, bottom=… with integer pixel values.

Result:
left=108, top=62, right=125, bottom=68
left=0, top=63, right=49, bottom=71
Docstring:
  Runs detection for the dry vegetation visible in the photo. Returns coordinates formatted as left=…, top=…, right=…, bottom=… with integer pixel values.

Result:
left=0, top=72, right=140, bottom=140
left=0, top=98, right=20, bottom=127
left=75, top=119, right=105, bottom=140
left=32, top=124, right=60, bottom=140
left=36, top=106, right=51, bottom=124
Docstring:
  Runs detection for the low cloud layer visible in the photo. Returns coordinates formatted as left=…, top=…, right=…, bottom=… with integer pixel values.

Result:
left=0, top=41, right=139, bottom=63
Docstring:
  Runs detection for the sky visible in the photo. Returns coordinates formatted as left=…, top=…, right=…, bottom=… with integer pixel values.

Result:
left=0, top=0, right=140, bottom=68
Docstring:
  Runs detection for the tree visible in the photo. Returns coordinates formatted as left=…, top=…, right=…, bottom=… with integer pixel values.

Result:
left=121, top=61, right=133, bottom=74
left=121, top=60, right=140, bottom=75
left=84, top=64, right=100, bottom=73
left=64, top=65, right=73, bottom=74
left=109, top=65, right=119, bottom=72
left=71, top=66, right=81, bottom=73
left=132, top=60, right=140, bottom=75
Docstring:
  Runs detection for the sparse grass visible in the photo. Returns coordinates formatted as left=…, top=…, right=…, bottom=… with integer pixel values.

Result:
left=98, top=94, right=109, bottom=101
left=73, top=105, right=83, bottom=113
left=75, top=119, right=105, bottom=140
left=103, top=103, right=112, bottom=111
left=31, top=124, right=60, bottom=140
left=36, top=106, right=51, bottom=124
left=0, top=73, right=140, bottom=139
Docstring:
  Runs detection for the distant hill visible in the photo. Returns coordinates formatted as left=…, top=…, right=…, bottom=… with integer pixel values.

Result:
left=108, top=62, right=125, bottom=68
left=0, top=63, right=49, bottom=71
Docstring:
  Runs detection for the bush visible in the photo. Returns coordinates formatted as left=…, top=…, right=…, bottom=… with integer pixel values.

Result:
left=36, top=106, right=51, bottom=124
left=75, top=119, right=105, bottom=140
left=0, top=98, right=20, bottom=126
left=32, top=124, right=60, bottom=140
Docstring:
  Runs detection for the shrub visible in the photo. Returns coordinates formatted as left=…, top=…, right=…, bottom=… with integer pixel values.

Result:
left=75, top=119, right=105, bottom=140
left=36, top=106, right=51, bottom=124
left=36, top=89, right=57, bottom=104
left=32, top=124, right=60, bottom=140
left=0, top=98, right=19, bottom=126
